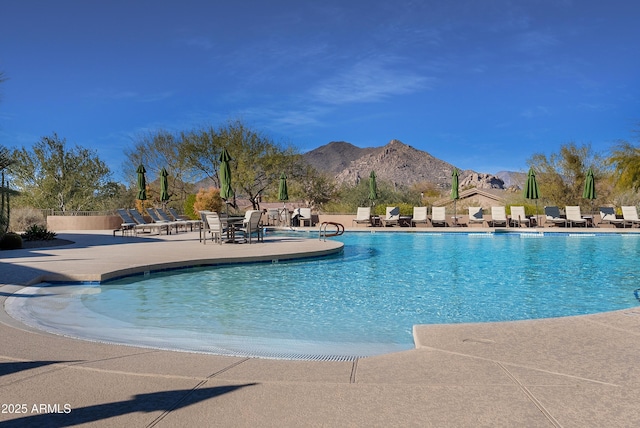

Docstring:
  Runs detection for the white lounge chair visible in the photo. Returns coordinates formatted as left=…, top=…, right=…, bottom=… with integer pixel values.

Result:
left=598, top=207, right=624, bottom=228
left=292, top=207, right=312, bottom=227
left=126, top=209, right=170, bottom=235
left=468, top=207, right=485, bottom=227
left=164, top=207, right=200, bottom=231
left=509, top=206, right=530, bottom=227
left=352, top=207, right=372, bottom=227
left=430, top=206, right=448, bottom=227
left=544, top=206, right=567, bottom=227
left=381, top=206, right=400, bottom=227
left=411, top=206, right=429, bottom=227
left=147, top=208, right=184, bottom=233
left=489, top=206, right=508, bottom=227
left=565, top=206, right=587, bottom=227
left=622, top=206, right=640, bottom=228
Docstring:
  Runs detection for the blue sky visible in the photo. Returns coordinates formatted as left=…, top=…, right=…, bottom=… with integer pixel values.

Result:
left=1, top=0, right=638, bottom=182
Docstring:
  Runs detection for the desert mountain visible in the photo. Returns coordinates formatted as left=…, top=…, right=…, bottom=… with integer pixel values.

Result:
left=301, top=141, right=377, bottom=175
left=303, top=139, right=506, bottom=190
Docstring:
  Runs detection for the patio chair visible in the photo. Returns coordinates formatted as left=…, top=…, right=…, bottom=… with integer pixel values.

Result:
left=468, top=207, right=485, bottom=227
left=544, top=206, right=567, bottom=227
left=430, top=206, right=448, bottom=227
left=565, top=206, right=587, bottom=227
left=598, top=207, right=624, bottom=228
left=489, top=206, right=508, bottom=227
left=236, top=210, right=263, bottom=243
left=298, top=208, right=313, bottom=227
left=622, top=206, right=640, bottom=228
left=509, top=206, right=530, bottom=227
left=380, top=206, right=400, bottom=227
left=352, top=207, right=372, bottom=227
left=267, top=208, right=280, bottom=226
left=201, top=211, right=227, bottom=244
left=126, top=209, right=170, bottom=235
left=411, top=206, right=429, bottom=227
left=279, top=207, right=291, bottom=227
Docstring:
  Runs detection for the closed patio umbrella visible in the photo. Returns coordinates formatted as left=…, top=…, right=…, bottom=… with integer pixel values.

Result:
left=278, top=172, right=289, bottom=204
left=136, top=164, right=147, bottom=201
left=160, top=167, right=169, bottom=205
left=219, top=148, right=233, bottom=214
left=219, top=149, right=233, bottom=200
left=451, top=168, right=459, bottom=225
left=368, top=170, right=378, bottom=207
left=583, top=167, right=596, bottom=216
left=524, top=167, right=540, bottom=225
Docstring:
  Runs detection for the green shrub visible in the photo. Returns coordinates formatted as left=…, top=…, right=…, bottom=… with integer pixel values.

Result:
left=184, top=194, right=198, bottom=219
left=0, top=232, right=23, bottom=250
left=21, top=224, right=57, bottom=241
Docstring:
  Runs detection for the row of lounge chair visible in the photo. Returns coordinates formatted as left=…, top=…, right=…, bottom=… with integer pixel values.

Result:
left=117, top=207, right=200, bottom=236
left=352, top=205, right=640, bottom=228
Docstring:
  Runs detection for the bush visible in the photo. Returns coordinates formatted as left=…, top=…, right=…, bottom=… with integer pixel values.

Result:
left=0, top=232, right=23, bottom=250
left=183, top=194, right=198, bottom=219
left=21, top=224, right=57, bottom=241
left=193, top=187, right=223, bottom=214
left=10, top=208, right=47, bottom=232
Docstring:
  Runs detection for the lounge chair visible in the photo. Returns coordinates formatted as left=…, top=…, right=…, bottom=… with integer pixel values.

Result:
left=544, top=206, right=567, bottom=227
left=565, top=206, right=587, bottom=227
left=292, top=207, right=312, bottom=227
left=116, top=209, right=143, bottom=236
left=430, top=206, right=448, bottom=227
left=381, top=206, right=400, bottom=227
left=126, top=209, right=170, bottom=235
left=489, top=206, right=508, bottom=227
left=509, top=206, right=530, bottom=227
left=468, top=207, right=485, bottom=227
left=163, top=207, right=200, bottom=231
left=352, top=207, right=372, bottom=227
left=622, top=206, right=640, bottom=228
left=236, top=210, right=263, bottom=243
left=147, top=208, right=185, bottom=233
left=411, top=206, right=429, bottom=227
left=598, top=207, right=624, bottom=228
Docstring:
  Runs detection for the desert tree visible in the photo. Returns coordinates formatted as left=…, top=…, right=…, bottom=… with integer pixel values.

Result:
left=527, top=142, right=612, bottom=209
left=11, top=134, right=116, bottom=213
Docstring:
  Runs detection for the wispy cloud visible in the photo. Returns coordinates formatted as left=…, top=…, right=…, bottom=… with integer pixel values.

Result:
left=86, top=89, right=173, bottom=103
left=521, top=106, right=550, bottom=118
left=179, top=36, right=214, bottom=50
left=514, top=30, right=558, bottom=53
left=310, top=58, right=433, bottom=105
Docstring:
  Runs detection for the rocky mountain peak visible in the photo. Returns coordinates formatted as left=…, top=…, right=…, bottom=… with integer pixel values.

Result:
left=303, top=139, right=506, bottom=190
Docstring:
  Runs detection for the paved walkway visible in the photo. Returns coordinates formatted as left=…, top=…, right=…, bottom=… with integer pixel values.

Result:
left=1, top=230, right=640, bottom=427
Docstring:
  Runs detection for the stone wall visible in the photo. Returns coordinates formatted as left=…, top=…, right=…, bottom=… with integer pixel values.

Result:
left=47, top=215, right=122, bottom=231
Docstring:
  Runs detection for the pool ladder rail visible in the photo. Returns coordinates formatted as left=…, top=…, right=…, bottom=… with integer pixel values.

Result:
left=319, top=222, right=344, bottom=241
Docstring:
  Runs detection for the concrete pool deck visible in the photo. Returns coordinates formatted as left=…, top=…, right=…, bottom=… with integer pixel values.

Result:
left=1, top=228, right=640, bottom=426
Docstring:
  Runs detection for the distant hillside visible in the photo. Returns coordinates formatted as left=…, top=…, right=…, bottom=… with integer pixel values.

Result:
left=303, top=139, right=506, bottom=190
left=495, top=171, right=527, bottom=189
left=302, top=141, right=377, bottom=174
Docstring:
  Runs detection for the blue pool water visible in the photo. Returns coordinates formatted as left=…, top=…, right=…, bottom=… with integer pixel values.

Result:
left=8, top=232, right=640, bottom=360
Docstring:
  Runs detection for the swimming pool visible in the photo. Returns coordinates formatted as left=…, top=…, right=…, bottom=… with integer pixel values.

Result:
left=7, top=232, right=640, bottom=360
